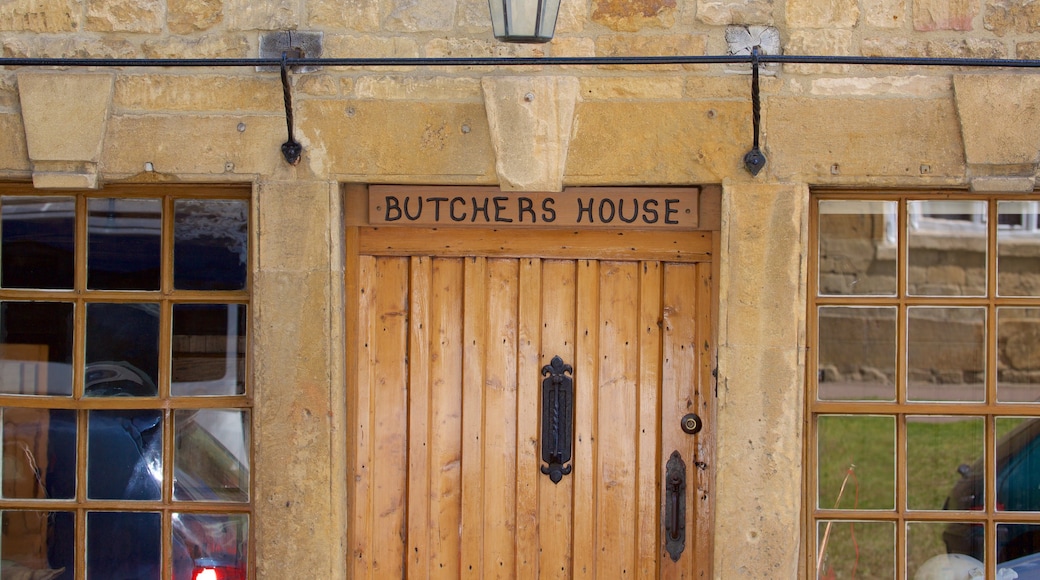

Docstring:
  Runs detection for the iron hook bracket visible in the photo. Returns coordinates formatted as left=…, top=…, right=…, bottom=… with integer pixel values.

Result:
left=280, top=49, right=303, bottom=166
left=743, top=45, right=767, bottom=176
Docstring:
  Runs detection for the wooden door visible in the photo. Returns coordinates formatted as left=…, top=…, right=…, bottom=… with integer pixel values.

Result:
left=346, top=189, right=716, bottom=579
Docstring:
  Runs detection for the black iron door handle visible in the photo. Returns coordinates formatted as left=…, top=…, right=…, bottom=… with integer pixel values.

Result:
left=540, top=356, right=573, bottom=484
left=664, top=450, right=687, bottom=561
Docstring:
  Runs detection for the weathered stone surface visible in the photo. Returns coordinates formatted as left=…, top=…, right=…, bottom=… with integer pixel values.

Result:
left=323, top=34, right=421, bottom=61
left=115, top=75, right=282, bottom=112
left=0, top=0, right=77, bottom=32
left=786, top=0, right=859, bottom=28
left=384, top=0, right=456, bottom=32
left=954, top=74, right=1040, bottom=167
left=985, top=0, right=1040, bottom=36
left=141, top=34, right=250, bottom=58
left=167, top=0, right=222, bottom=33
left=86, top=0, right=163, bottom=32
left=455, top=0, right=491, bottom=33
left=579, top=76, right=684, bottom=100
left=3, top=35, right=138, bottom=58
left=863, top=0, right=906, bottom=28
left=355, top=75, right=481, bottom=100
left=591, top=0, right=676, bottom=32
left=423, top=36, right=544, bottom=59
left=685, top=75, right=782, bottom=99
left=1017, top=42, right=1040, bottom=60
left=18, top=72, right=113, bottom=164
left=0, top=113, right=29, bottom=172
left=697, top=0, right=774, bottom=25
left=481, top=76, right=579, bottom=192
left=595, top=33, right=708, bottom=71
left=784, top=29, right=853, bottom=74
left=809, top=76, right=951, bottom=98
left=556, top=0, right=587, bottom=33
left=308, top=0, right=380, bottom=30
left=862, top=36, right=1006, bottom=59
left=225, top=0, right=297, bottom=31
left=548, top=36, right=596, bottom=58
left=913, top=0, right=978, bottom=30
left=296, top=74, right=340, bottom=96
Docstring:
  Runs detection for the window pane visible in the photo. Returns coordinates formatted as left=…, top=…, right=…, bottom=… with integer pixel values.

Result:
left=818, top=415, right=895, bottom=510
left=998, top=307, right=1040, bottom=403
left=85, top=303, right=159, bottom=397
left=998, top=201, right=1040, bottom=297
left=173, top=513, right=248, bottom=580
left=817, top=200, right=897, bottom=296
left=908, top=200, right=987, bottom=297
left=174, top=199, right=248, bottom=291
left=995, top=417, right=1040, bottom=513
left=172, top=304, right=246, bottom=396
left=2, top=408, right=76, bottom=500
left=87, top=198, right=161, bottom=291
left=87, top=410, right=162, bottom=501
left=907, top=307, right=986, bottom=402
left=817, top=306, right=896, bottom=401
left=174, top=409, right=249, bottom=502
left=907, top=416, right=984, bottom=511
left=816, top=520, right=895, bottom=579
left=909, top=522, right=984, bottom=579
left=1, top=302, right=73, bottom=396
left=1, top=510, right=74, bottom=580
left=997, top=523, right=1040, bottom=571
left=87, top=511, right=160, bottom=580
left=1, top=196, right=74, bottom=289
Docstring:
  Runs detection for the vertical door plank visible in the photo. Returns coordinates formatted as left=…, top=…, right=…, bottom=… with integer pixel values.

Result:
left=515, top=258, right=542, bottom=579
left=595, top=261, right=640, bottom=578
left=461, top=257, right=488, bottom=578
left=661, top=262, right=699, bottom=580
left=539, top=259, right=578, bottom=579
left=429, top=258, right=465, bottom=578
left=572, top=259, right=599, bottom=580
left=636, top=261, right=663, bottom=578
left=350, top=255, right=377, bottom=578
left=407, top=257, right=432, bottom=578
left=692, top=262, right=715, bottom=580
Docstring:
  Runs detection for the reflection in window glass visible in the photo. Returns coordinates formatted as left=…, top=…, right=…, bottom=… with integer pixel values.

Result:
left=997, top=523, right=1040, bottom=570
left=907, top=307, right=986, bottom=402
left=995, top=418, right=1040, bottom=514
left=87, top=410, right=162, bottom=501
left=998, top=201, right=1040, bottom=297
left=998, top=307, right=1040, bottom=403
left=817, top=306, right=896, bottom=401
left=87, top=511, right=160, bottom=580
left=817, top=200, right=897, bottom=296
left=174, top=199, right=248, bottom=291
left=2, top=408, right=76, bottom=500
left=173, top=513, right=248, bottom=580
left=1, top=510, right=74, bottom=580
left=85, top=303, right=159, bottom=397
left=908, top=200, right=987, bottom=297
left=1, top=196, right=74, bottom=290
left=174, top=409, right=249, bottom=503
left=817, top=520, right=895, bottom=579
left=0, top=302, right=73, bottom=396
left=87, top=198, right=161, bottom=291
left=818, top=415, right=895, bottom=510
left=172, top=304, right=246, bottom=396
left=908, top=522, right=984, bottom=580
left=907, top=416, right=984, bottom=511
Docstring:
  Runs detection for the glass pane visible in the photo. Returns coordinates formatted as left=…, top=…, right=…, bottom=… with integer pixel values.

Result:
left=998, top=200, right=1040, bottom=297
left=2, top=408, right=76, bottom=499
left=1, top=302, right=73, bottom=396
left=173, top=513, right=248, bottom=580
left=909, top=522, right=985, bottom=579
left=998, top=307, right=1040, bottom=403
left=87, top=410, right=162, bottom=501
left=174, top=199, right=248, bottom=291
left=995, top=417, right=1040, bottom=513
left=87, top=198, right=161, bottom=290
left=816, top=520, right=895, bottom=579
left=998, top=523, right=1040, bottom=573
left=174, top=409, right=250, bottom=502
left=907, top=307, right=986, bottom=402
left=817, top=200, right=897, bottom=296
left=87, top=511, right=160, bottom=580
left=1, top=196, right=74, bottom=289
left=172, top=304, right=246, bottom=396
left=85, top=303, right=159, bottom=397
left=817, top=306, right=896, bottom=401
left=1, top=510, right=74, bottom=580
left=907, top=416, right=984, bottom=511
left=907, top=200, right=987, bottom=297
left=818, top=415, right=895, bottom=510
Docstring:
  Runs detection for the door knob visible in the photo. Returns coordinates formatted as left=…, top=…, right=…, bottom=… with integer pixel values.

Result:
left=681, top=413, right=702, bottom=435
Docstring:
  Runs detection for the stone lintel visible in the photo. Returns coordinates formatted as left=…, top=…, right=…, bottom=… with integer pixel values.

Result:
left=969, top=176, right=1037, bottom=193
left=481, top=76, right=579, bottom=193
left=953, top=74, right=1040, bottom=185
left=17, top=71, right=114, bottom=189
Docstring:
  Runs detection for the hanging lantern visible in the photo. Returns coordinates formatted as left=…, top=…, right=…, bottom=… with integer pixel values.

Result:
left=488, top=0, right=561, bottom=43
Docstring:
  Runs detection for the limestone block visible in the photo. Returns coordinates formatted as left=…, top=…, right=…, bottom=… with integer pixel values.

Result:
left=566, top=100, right=749, bottom=184
left=308, top=0, right=380, bottom=30
left=953, top=74, right=1040, bottom=167
left=384, top=0, right=456, bottom=32
left=786, top=0, right=859, bottom=28
left=296, top=99, right=494, bottom=180
left=167, top=0, right=222, bottom=33
left=926, top=38, right=1006, bottom=58
left=296, top=74, right=341, bottom=97
left=423, top=36, right=544, bottom=59
left=86, top=0, right=163, bottom=32
left=579, top=76, right=684, bottom=100
left=0, top=113, right=29, bottom=172
left=256, top=181, right=332, bottom=272
left=809, top=76, right=951, bottom=98
left=323, top=34, right=421, bottom=61
left=455, top=0, right=492, bottom=33
left=863, top=0, right=906, bottom=28
left=354, top=75, right=482, bottom=101
left=784, top=29, right=853, bottom=75
left=225, top=0, right=297, bottom=31
left=547, top=37, right=596, bottom=58
left=765, top=97, right=966, bottom=180
left=114, top=75, right=282, bottom=113
left=986, top=0, right=1040, bottom=36
left=556, top=0, right=587, bottom=33
left=696, top=0, right=774, bottom=26
left=591, top=0, right=677, bottom=32
left=0, top=75, right=17, bottom=109
left=141, top=33, right=250, bottom=58
left=913, top=0, right=978, bottom=30
left=0, top=0, right=77, bottom=32
left=1017, top=42, right=1040, bottom=60
left=594, top=33, right=708, bottom=71
left=481, top=76, right=579, bottom=192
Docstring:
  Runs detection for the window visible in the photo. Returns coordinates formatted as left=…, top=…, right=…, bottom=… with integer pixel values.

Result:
left=0, top=186, right=250, bottom=580
left=809, top=193, right=1040, bottom=579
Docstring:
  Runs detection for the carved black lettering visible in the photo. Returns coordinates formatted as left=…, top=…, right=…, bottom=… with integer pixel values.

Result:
left=493, top=196, right=513, bottom=223
left=598, top=199, right=616, bottom=223
left=642, top=199, right=659, bottom=224
left=471, top=196, right=490, bottom=222
left=618, top=198, right=638, bottom=223
left=518, top=197, right=536, bottom=223
left=542, top=198, right=557, bottom=222
left=577, top=198, right=594, bottom=223
left=384, top=196, right=402, bottom=222
left=664, top=199, right=679, bottom=224
left=450, top=197, right=467, bottom=222
left=429, top=197, right=449, bottom=221
left=404, top=196, right=423, bottom=221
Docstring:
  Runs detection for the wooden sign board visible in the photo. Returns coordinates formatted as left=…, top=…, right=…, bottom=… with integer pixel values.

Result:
left=367, top=186, right=713, bottom=230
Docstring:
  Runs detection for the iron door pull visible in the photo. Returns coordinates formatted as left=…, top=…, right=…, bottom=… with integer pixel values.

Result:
left=665, top=450, right=687, bottom=561
left=540, top=355, right=573, bottom=484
